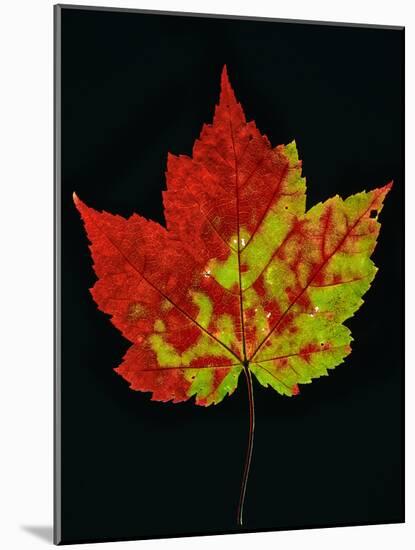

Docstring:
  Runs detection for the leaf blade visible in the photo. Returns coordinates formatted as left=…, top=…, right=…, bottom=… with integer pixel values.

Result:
left=74, top=68, right=392, bottom=404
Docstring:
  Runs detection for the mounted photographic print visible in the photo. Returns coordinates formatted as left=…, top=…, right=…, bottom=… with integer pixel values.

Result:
left=54, top=4, right=404, bottom=545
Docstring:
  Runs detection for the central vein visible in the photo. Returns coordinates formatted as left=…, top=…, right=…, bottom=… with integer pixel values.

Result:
left=227, top=106, right=247, bottom=364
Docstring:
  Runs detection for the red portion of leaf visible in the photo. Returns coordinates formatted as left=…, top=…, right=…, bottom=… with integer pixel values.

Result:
left=163, top=67, right=301, bottom=263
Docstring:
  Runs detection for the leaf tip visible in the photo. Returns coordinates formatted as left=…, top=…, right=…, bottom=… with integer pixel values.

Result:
left=220, top=64, right=234, bottom=97
left=377, top=180, right=393, bottom=200
left=73, top=192, right=89, bottom=217
left=73, top=192, right=85, bottom=211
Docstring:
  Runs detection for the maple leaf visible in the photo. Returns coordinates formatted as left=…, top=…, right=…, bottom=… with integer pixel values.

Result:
left=74, top=66, right=391, bottom=525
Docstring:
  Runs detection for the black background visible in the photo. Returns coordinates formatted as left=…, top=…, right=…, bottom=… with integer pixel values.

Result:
left=58, top=6, right=404, bottom=545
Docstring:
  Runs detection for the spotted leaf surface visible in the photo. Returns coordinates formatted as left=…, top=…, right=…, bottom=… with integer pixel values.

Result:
left=74, top=67, right=391, bottom=406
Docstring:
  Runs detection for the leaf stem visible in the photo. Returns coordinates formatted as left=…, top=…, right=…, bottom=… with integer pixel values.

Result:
left=237, top=363, right=255, bottom=526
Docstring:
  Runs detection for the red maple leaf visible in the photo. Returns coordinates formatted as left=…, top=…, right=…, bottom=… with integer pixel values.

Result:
left=74, top=66, right=392, bottom=525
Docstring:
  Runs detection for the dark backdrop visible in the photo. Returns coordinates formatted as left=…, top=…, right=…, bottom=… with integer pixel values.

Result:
left=57, top=6, right=404, bottom=544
